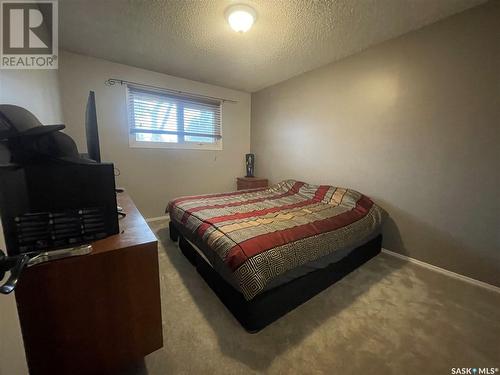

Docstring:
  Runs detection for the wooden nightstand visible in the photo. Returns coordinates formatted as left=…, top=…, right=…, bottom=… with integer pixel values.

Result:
left=237, top=177, right=268, bottom=190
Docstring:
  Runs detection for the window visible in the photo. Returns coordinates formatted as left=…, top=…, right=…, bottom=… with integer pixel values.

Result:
left=127, top=86, right=222, bottom=150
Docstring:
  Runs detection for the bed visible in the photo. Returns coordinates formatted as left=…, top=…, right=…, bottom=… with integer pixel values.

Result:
left=167, top=179, right=386, bottom=332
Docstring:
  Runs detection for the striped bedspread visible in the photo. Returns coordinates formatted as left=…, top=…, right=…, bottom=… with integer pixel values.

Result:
left=168, top=180, right=386, bottom=300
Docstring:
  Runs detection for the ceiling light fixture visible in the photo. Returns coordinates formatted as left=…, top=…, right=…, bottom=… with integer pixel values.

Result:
left=226, top=4, right=257, bottom=33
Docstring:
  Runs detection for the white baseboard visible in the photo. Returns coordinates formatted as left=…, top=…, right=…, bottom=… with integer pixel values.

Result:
left=381, top=249, right=500, bottom=294
left=145, top=215, right=170, bottom=223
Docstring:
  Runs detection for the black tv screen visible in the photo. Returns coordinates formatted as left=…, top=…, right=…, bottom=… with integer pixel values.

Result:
left=85, top=91, right=101, bottom=163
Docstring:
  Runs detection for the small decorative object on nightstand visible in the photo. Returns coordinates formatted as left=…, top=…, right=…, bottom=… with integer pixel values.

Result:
left=237, top=177, right=268, bottom=190
left=245, top=153, right=255, bottom=177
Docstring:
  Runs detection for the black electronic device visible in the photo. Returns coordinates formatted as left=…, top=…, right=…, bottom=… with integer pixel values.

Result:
left=0, top=104, right=119, bottom=256
left=0, top=160, right=118, bottom=255
left=85, top=91, right=101, bottom=162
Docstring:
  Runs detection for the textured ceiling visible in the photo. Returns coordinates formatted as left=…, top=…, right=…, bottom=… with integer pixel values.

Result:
left=59, top=0, right=484, bottom=92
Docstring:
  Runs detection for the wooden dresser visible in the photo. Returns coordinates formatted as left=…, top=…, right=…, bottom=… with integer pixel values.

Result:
left=15, top=192, right=163, bottom=375
left=237, top=177, right=268, bottom=190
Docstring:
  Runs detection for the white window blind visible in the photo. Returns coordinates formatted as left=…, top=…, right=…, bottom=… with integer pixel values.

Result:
left=127, top=85, right=222, bottom=149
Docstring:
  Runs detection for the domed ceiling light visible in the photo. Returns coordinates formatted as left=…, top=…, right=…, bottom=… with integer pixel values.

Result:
left=226, top=4, right=257, bottom=33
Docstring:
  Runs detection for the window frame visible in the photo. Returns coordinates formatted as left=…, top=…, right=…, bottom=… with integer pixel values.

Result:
left=127, top=86, right=223, bottom=151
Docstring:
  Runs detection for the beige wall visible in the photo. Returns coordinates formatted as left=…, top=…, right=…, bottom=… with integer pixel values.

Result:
left=251, top=1, right=500, bottom=286
left=0, top=70, right=63, bottom=124
left=0, top=69, right=62, bottom=375
left=59, top=51, right=251, bottom=218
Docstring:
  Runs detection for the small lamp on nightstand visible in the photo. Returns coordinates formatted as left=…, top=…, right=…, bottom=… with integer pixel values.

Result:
left=238, top=153, right=267, bottom=190
left=245, top=153, right=255, bottom=177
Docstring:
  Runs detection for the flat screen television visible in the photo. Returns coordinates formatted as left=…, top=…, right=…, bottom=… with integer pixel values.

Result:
left=85, top=91, right=101, bottom=163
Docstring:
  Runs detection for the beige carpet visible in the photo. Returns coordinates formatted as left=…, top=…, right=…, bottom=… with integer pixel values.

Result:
left=130, top=220, right=500, bottom=375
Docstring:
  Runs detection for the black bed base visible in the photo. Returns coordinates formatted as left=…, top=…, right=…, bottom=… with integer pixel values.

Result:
left=169, top=221, right=382, bottom=333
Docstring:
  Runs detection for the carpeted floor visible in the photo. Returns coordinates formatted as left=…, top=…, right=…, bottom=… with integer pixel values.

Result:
left=128, top=219, right=500, bottom=375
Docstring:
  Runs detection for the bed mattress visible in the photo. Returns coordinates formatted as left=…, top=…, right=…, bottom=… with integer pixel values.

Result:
left=167, top=180, right=386, bottom=300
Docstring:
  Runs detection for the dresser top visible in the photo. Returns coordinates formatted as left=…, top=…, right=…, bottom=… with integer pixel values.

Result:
left=91, top=192, right=157, bottom=255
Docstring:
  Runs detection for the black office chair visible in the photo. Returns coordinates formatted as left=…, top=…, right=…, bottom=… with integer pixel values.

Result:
left=0, top=249, right=29, bottom=294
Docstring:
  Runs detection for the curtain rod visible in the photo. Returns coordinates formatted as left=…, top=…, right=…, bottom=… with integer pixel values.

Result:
left=104, top=78, right=238, bottom=104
